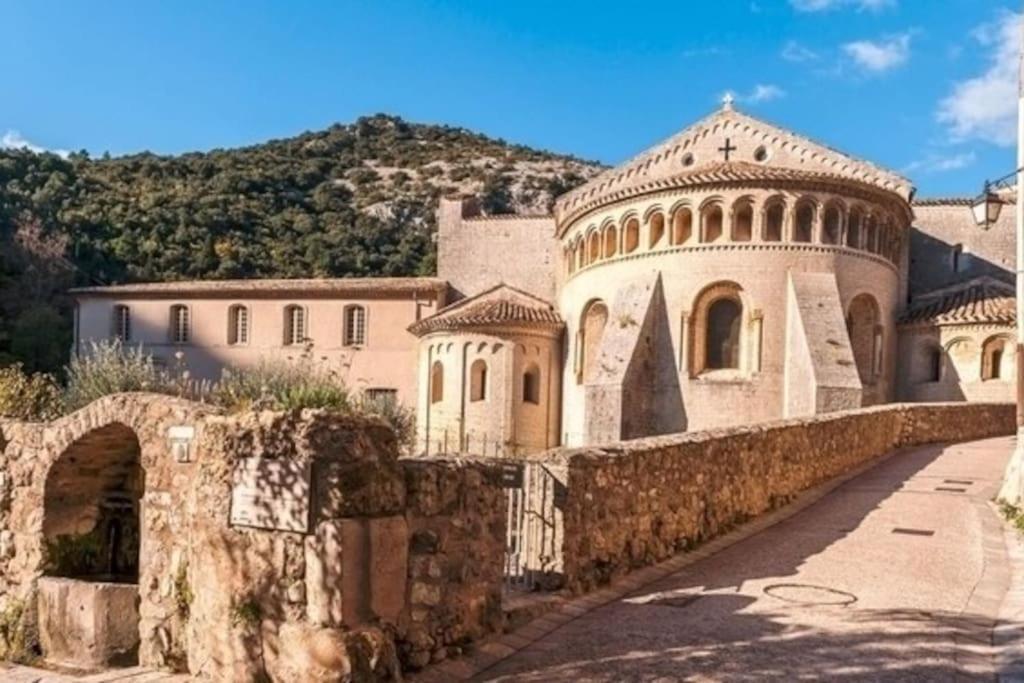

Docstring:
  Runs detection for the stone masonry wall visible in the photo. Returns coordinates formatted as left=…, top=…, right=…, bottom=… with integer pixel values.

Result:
left=400, top=457, right=506, bottom=669
left=551, top=402, right=1015, bottom=593
left=0, top=394, right=216, bottom=669
left=0, top=395, right=510, bottom=681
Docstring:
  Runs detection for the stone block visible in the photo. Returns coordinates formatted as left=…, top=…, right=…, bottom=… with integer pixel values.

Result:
left=262, top=622, right=400, bottom=683
left=38, top=576, right=140, bottom=670
left=305, top=516, right=408, bottom=629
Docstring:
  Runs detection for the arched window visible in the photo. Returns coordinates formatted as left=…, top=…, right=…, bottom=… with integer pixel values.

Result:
left=732, top=200, right=753, bottom=242
left=846, top=209, right=862, bottom=248
left=706, top=299, right=742, bottom=370
left=763, top=201, right=784, bottom=242
left=228, top=305, right=249, bottom=345
left=603, top=224, right=618, bottom=258
left=823, top=205, right=842, bottom=245
left=576, top=238, right=585, bottom=270
left=170, top=305, right=190, bottom=344
left=284, top=305, right=306, bottom=346
left=701, top=203, right=723, bottom=243
left=344, top=305, right=367, bottom=346
left=523, top=364, right=541, bottom=404
left=587, top=230, right=601, bottom=263
left=982, top=336, right=1010, bottom=381
left=623, top=217, right=640, bottom=253
left=648, top=212, right=665, bottom=249
left=794, top=202, right=814, bottom=242
left=926, top=346, right=943, bottom=383
left=952, top=244, right=964, bottom=272
left=846, top=294, right=879, bottom=384
left=430, top=361, right=444, bottom=403
left=470, top=359, right=487, bottom=401
left=690, top=282, right=748, bottom=375
left=112, top=304, right=131, bottom=342
left=578, top=300, right=608, bottom=384
left=672, top=207, right=693, bottom=245
left=865, top=216, right=879, bottom=253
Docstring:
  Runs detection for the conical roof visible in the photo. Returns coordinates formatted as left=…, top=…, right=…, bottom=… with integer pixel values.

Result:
left=408, top=284, right=562, bottom=336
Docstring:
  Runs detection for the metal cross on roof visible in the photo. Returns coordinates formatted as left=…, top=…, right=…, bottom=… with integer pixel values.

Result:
left=722, top=92, right=735, bottom=110
left=718, top=138, right=736, bottom=162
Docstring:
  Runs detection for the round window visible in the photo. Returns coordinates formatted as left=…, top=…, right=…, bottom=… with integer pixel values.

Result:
left=753, top=146, right=769, bottom=163
left=681, top=153, right=696, bottom=167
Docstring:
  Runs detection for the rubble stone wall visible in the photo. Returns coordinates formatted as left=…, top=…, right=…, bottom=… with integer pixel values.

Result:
left=0, top=395, right=509, bottom=681
left=553, top=402, right=1015, bottom=593
left=0, top=393, right=215, bottom=670
left=401, top=457, right=506, bottom=668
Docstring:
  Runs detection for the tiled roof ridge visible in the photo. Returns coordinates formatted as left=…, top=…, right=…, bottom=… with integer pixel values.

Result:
left=555, top=160, right=911, bottom=233
left=912, top=197, right=974, bottom=207
left=899, top=276, right=1016, bottom=326
left=408, top=283, right=562, bottom=335
left=71, top=276, right=449, bottom=296
left=554, top=106, right=911, bottom=218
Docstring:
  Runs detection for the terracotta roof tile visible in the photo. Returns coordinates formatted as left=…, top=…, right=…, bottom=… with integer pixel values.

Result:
left=409, top=284, right=562, bottom=335
left=71, top=277, right=449, bottom=298
left=555, top=160, right=912, bottom=233
left=899, top=277, right=1016, bottom=326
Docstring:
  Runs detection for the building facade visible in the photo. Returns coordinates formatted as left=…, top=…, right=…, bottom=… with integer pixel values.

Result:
left=72, top=101, right=1018, bottom=455
left=72, top=278, right=448, bottom=408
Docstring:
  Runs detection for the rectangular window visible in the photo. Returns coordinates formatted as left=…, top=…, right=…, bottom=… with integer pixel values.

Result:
left=344, top=305, right=366, bottom=346
left=284, top=305, right=305, bottom=345
left=113, top=305, right=131, bottom=342
left=229, top=305, right=249, bottom=345
left=170, top=305, right=190, bottom=344
left=365, top=387, right=397, bottom=406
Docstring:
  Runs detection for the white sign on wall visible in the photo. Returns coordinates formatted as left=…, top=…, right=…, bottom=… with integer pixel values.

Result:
left=168, top=425, right=195, bottom=463
left=229, top=458, right=312, bottom=533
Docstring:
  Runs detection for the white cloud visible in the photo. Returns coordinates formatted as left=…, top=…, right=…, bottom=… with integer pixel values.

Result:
left=790, top=0, right=894, bottom=12
left=744, top=84, right=786, bottom=103
left=842, top=33, right=912, bottom=72
left=937, top=11, right=1021, bottom=147
left=1, top=130, right=70, bottom=158
left=903, top=151, right=977, bottom=174
left=722, top=85, right=786, bottom=106
left=782, top=41, right=819, bottom=63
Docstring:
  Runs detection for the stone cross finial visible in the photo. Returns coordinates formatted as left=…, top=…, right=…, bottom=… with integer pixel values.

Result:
left=722, top=92, right=735, bottom=111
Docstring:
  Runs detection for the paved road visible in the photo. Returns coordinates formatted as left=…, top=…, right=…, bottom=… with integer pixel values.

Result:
left=477, top=437, right=1018, bottom=682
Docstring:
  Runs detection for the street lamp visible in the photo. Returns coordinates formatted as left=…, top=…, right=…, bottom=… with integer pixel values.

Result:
left=971, top=174, right=1017, bottom=230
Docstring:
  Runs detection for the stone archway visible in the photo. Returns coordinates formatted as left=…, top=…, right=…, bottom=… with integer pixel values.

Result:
left=39, top=421, right=145, bottom=669
left=42, top=422, right=144, bottom=582
left=0, top=393, right=215, bottom=672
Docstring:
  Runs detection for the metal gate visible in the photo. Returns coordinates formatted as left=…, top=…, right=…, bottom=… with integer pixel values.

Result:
left=502, top=461, right=564, bottom=592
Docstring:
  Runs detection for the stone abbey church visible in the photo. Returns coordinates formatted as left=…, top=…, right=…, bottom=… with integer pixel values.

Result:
left=74, top=101, right=1019, bottom=455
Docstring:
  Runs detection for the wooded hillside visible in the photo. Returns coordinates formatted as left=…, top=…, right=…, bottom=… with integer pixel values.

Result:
left=0, top=114, right=601, bottom=372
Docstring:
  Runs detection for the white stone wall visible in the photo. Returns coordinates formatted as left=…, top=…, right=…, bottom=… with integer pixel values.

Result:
left=415, top=330, right=560, bottom=456
left=897, top=324, right=1016, bottom=403
left=557, top=186, right=903, bottom=442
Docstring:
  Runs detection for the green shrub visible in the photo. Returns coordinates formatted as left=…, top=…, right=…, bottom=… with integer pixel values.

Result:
left=44, top=533, right=102, bottom=577
left=212, top=356, right=349, bottom=413
left=174, top=561, right=193, bottom=618
left=0, top=598, right=39, bottom=664
left=359, top=393, right=415, bottom=450
left=230, top=595, right=262, bottom=628
left=62, top=340, right=165, bottom=412
left=0, top=364, right=62, bottom=421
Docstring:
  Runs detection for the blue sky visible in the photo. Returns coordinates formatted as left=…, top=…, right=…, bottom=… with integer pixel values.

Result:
left=1, top=0, right=1019, bottom=196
